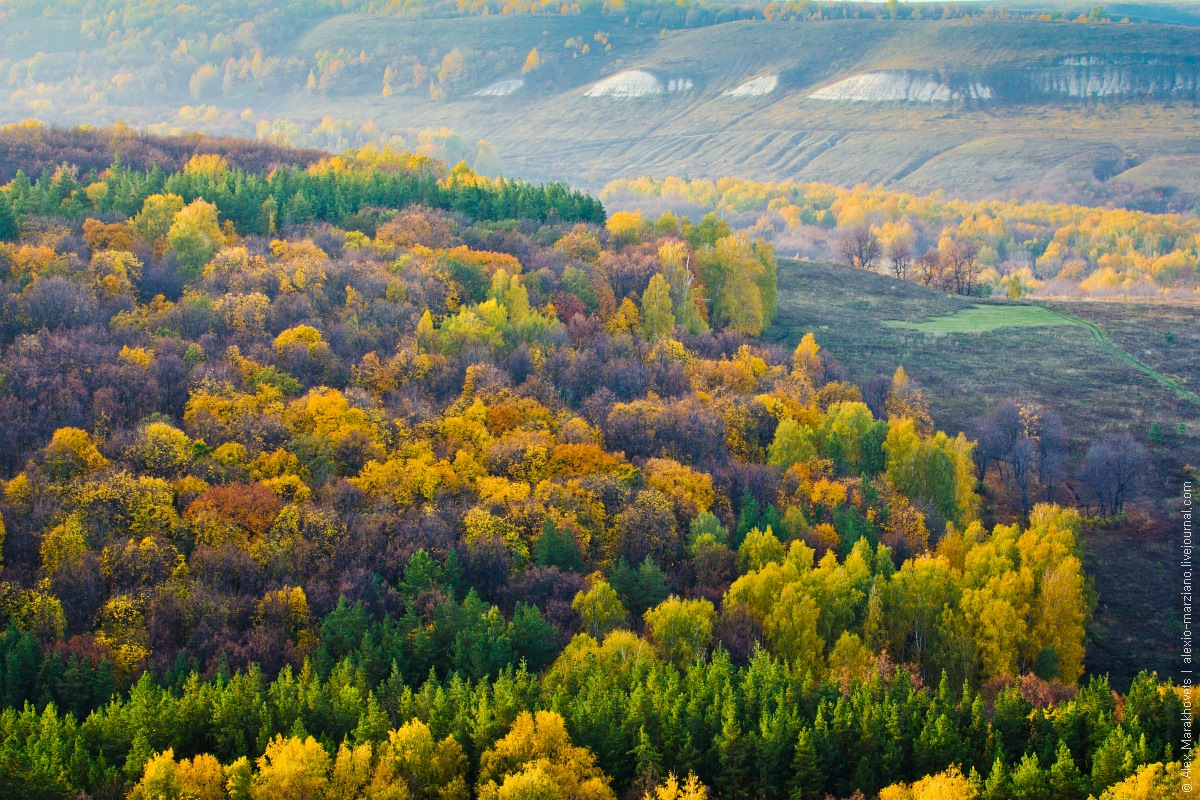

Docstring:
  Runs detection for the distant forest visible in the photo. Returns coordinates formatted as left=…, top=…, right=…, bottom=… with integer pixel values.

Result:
left=0, top=0, right=1109, bottom=36
left=604, top=175, right=1200, bottom=300
left=0, top=0, right=1136, bottom=158
left=0, top=124, right=329, bottom=184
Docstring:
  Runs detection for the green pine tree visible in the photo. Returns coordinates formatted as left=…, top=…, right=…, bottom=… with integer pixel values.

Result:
left=0, top=192, right=18, bottom=241
left=715, top=699, right=752, bottom=800
left=534, top=519, right=583, bottom=572
left=979, top=753, right=1008, bottom=796
left=1049, top=740, right=1087, bottom=800
left=1011, top=752, right=1045, bottom=800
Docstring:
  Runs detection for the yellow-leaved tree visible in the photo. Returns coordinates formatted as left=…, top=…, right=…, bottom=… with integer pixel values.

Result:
left=522, top=48, right=541, bottom=74
left=1097, top=762, right=1182, bottom=800
left=643, top=596, right=715, bottom=668
left=477, top=711, right=615, bottom=800
left=640, top=274, right=676, bottom=342
left=41, top=427, right=108, bottom=480
left=572, top=577, right=628, bottom=639
left=250, top=735, right=331, bottom=800
left=131, top=193, right=185, bottom=246
left=699, top=232, right=776, bottom=336
left=370, top=719, right=468, bottom=800
left=129, top=749, right=228, bottom=800
left=167, top=198, right=224, bottom=277
left=878, top=766, right=978, bottom=800
left=656, top=240, right=708, bottom=333
left=645, top=772, right=709, bottom=800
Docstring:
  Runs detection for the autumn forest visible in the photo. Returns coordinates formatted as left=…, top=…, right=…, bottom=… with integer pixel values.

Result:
left=0, top=118, right=1184, bottom=800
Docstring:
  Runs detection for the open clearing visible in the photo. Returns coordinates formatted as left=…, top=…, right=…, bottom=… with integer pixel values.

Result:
left=886, top=304, right=1200, bottom=405
left=883, top=303, right=1071, bottom=333
left=767, top=260, right=1199, bottom=484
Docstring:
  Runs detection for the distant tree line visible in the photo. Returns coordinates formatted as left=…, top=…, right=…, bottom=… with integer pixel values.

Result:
left=608, top=174, right=1200, bottom=295
left=0, top=123, right=328, bottom=185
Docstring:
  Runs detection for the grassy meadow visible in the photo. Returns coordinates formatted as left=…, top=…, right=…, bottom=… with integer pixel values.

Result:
left=882, top=304, right=1074, bottom=333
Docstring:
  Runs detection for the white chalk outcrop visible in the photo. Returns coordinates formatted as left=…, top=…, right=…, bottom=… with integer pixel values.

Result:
left=1036, top=56, right=1200, bottom=98
left=809, top=72, right=992, bottom=102
left=723, top=75, right=778, bottom=97
left=475, top=79, right=523, bottom=97
left=1034, top=68, right=1132, bottom=97
left=585, top=70, right=663, bottom=98
left=1033, top=64, right=1197, bottom=97
left=963, top=82, right=993, bottom=100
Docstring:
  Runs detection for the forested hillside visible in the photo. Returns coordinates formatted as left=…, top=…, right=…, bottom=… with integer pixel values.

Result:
left=0, top=127, right=1185, bottom=799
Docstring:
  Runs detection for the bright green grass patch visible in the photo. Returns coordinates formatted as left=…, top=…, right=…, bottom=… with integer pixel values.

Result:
left=883, top=304, right=1074, bottom=333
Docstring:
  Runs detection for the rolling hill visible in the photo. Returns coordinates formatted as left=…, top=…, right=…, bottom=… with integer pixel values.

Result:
left=6, top=11, right=1200, bottom=205
left=249, top=16, right=1200, bottom=201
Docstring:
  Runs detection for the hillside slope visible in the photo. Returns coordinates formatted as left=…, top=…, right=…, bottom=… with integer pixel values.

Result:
left=283, top=17, right=1200, bottom=198
left=764, top=258, right=1197, bottom=488
left=765, top=257, right=1196, bottom=685
left=6, top=15, right=1200, bottom=202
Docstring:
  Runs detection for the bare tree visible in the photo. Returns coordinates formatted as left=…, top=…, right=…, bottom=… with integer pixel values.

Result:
left=1010, top=436, right=1039, bottom=516
left=886, top=239, right=913, bottom=280
left=974, top=398, right=1073, bottom=511
left=862, top=373, right=891, bottom=420
left=1077, top=432, right=1150, bottom=516
left=1036, top=409, right=1069, bottom=501
left=944, top=238, right=981, bottom=296
left=972, top=398, right=1023, bottom=480
left=836, top=225, right=881, bottom=271
left=915, top=250, right=943, bottom=287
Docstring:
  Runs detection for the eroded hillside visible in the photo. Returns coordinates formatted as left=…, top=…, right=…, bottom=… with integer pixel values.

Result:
left=6, top=12, right=1200, bottom=204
